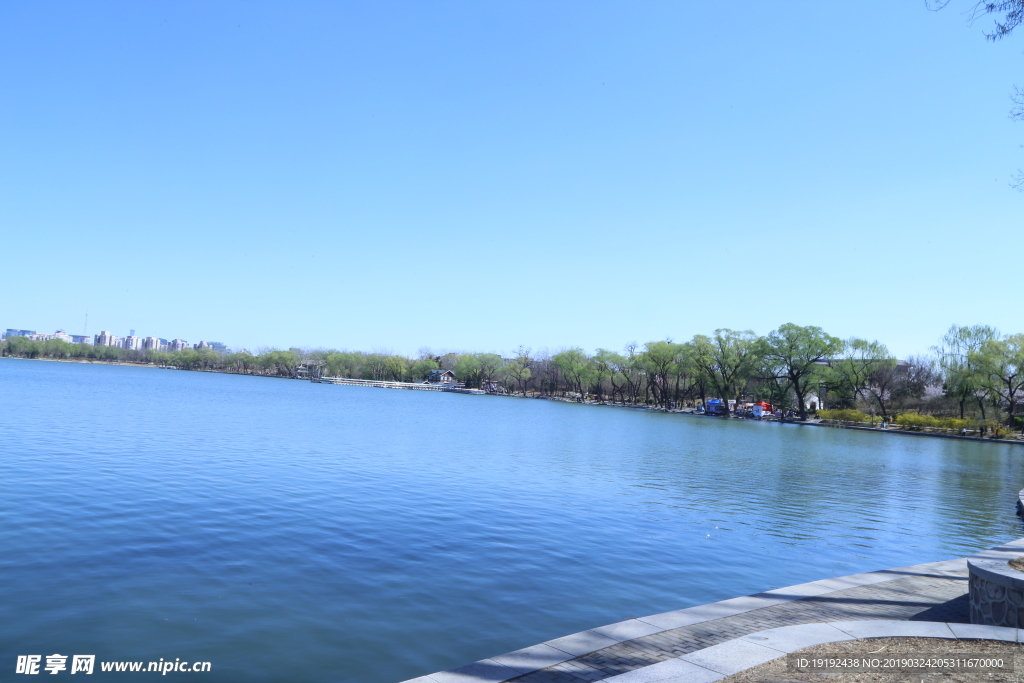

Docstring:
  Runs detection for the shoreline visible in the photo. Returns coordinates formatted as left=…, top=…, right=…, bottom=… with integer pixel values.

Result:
left=5, top=355, right=1021, bottom=445
left=520, top=393, right=1024, bottom=445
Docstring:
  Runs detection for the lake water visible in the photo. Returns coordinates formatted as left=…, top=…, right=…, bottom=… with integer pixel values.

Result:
left=1, top=358, right=1022, bottom=682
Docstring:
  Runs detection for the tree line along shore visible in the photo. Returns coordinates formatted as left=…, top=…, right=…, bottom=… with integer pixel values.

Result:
left=3, top=323, right=1022, bottom=438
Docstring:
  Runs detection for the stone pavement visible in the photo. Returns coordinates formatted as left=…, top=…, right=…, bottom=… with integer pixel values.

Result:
left=601, top=620, right=1022, bottom=683
left=509, top=565, right=969, bottom=683
left=401, top=555, right=981, bottom=683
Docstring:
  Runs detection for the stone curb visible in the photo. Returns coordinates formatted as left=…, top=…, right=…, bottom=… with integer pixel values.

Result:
left=397, top=552, right=987, bottom=683
left=599, top=621, right=1020, bottom=683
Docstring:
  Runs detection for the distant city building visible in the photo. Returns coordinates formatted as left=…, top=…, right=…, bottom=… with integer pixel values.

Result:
left=5, top=326, right=218, bottom=354
left=3, top=328, right=89, bottom=344
left=94, top=331, right=119, bottom=347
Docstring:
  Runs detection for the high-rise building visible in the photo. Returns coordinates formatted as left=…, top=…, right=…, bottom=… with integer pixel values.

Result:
left=122, top=335, right=142, bottom=351
left=143, top=336, right=162, bottom=351
left=70, top=335, right=92, bottom=345
left=169, top=339, right=188, bottom=352
left=94, top=331, right=117, bottom=347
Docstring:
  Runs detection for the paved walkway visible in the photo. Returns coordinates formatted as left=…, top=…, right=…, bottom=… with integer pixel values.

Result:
left=512, top=565, right=969, bottom=683
left=405, top=554, right=988, bottom=683
left=406, top=539, right=1024, bottom=683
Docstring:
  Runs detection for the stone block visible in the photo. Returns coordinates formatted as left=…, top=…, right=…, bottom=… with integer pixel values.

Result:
left=679, top=640, right=784, bottom=676
left=428, top=659, right=521, bottom=683
left=829, top=620, right=955, bottom=640
left=993, top=600, right=1008, bottom=625
left=591, top=619, right=664, bottom=642
left=947, top=623, right=1019, bottom=642
left=761, top=581, right=836, bottom=599
left=637, top=609, right=707, bottom=631
left=739, top=623, right=854, bottom=653
left=544, top=630, right=620, bottom=657
left=602, top=657, right=724, bottom=683
left=669, top=598, right=768, bottom=624
left=488, top=643, right=575, bottom=674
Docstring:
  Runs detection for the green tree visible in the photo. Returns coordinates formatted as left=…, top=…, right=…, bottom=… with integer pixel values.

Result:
left=362, top=353, right=389, bottom=380
left=972, top=334, right=1024, bottom=428
left=641, top=340, right=686, bottom=408
left=453, top=354, right=483, bottom=388
left=551, top=348, right=594, bottom=401
left=687, top=336, right=717, bottom=409
left=225, top=351, right=257, bottom=374
left=756, top=324, right=842, bottom=420
left=830, top=338, right=898, bottom=418
left=933, top=324, right=999, bottom=418
left=258, top=349, right=300, bottom=376
left=591, top=349, right=619, bottom=402
left=383, top=355, right=409, bottom=381
left=613, top=343, right=646, bottom=405
left=410, top=358, right=440, bottom=381
left=694, top=329, right=759, bottom=414
left=324, top=352, right=363, bottom=378
left=475, top=353, right=505, bottom=387
left=504, top=347, right=533, bottom=396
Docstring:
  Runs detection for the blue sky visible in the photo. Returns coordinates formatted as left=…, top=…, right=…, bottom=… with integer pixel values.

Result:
left=1, top=1, right=1021, bottom=358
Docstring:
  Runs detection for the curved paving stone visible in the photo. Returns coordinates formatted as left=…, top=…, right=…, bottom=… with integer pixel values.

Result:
left=602, top=621, right=1019, bottom=683
left=403, top=540, right=1024, bottom=683
left=504, top=570, right=969, bottom=683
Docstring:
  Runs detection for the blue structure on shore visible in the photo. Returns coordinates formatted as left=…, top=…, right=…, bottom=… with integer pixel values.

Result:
left=706, top=398, right=727, bottom=415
